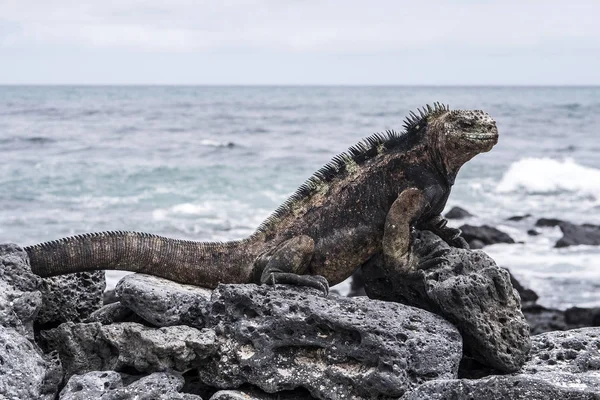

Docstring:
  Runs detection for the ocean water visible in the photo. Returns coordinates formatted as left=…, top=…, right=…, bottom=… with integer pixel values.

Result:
left=1, top=86, right=599, bottom=309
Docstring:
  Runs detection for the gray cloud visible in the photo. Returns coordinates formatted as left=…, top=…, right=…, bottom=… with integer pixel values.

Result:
left=0, top=0, right=599, bottom=84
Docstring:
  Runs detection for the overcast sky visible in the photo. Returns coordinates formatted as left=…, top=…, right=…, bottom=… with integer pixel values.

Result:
left=1, top=0, right=598, bottom=85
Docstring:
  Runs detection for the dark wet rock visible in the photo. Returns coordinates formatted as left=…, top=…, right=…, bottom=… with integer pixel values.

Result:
left=444, top=206, right=473, bottom=219
left=59, top=371, right=202, bottom=400
left=403, top=327, right=600, bottom=399
left=528, top=229, right=541, bottom=236
left=116, top=274, right=211, bottom=328
left=0, top=326, right=62, bottom=400
left=506, top=269, right=539, bottom=304
left=565, top=307, right=600, bottom=327
left=555, top=222, right=600, bottom=248
left=40, top=321, right=217, bottom=380
left=363, top=230, right=530, bottom=373
left=199, top=284, right=462, bottom=400
left=103, top=289, right=118, bottom=305
left=468, top=239, right=485, bottom=249
left=36, top=271, right=106, bottom=327
left=522, top=304, right=600, bottom=335
left=457, top=356, right=501, bottom=379
left=507, top=214, right=532, bottom=221
left=522, top=304, right=567, bottom=335
left=459, top=224, right=515, bottom=246
left=535, top=218, right=565, bottom=227
left=85, top=302, right=141, bottom=325
left=0, top=243, right=42, bottom=339
left=347, top=267, right=367, bottom=297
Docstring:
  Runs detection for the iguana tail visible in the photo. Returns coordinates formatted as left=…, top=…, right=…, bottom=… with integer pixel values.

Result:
left=25, top=231, right=257, bottom=288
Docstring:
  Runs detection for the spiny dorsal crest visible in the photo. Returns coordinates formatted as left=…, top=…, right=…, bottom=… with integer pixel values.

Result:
left=402, top=102, right=449, bottom=133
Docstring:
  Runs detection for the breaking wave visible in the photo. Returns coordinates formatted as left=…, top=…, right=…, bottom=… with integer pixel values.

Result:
left=496, top=158, right=600, bottom=199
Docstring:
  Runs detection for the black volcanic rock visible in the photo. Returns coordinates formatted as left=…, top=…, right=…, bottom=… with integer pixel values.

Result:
left=444, top=206, right=474, bottom=219
left=507, top=214, right=531, bottom=221
left=535, top=218, right=565, bottom=227
left=459, top=224, right=515, bottom=246
left=555, top=222, right=600, bottom=248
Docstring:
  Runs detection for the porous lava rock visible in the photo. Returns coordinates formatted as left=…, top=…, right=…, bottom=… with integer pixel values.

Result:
left=36, top=271, right=106, bottom=327
left=59, top=371, right=202, bottom=400
left=363, top=230, right=530, bottom=372
left=402, top=327, right=600, bottom=400
left=0, top=326, right=62, bottom=400
left=40, top=322, right=217, bottom=380
left=0, top=243, right=42, bottom=338
left=116, top=273, right=211, bottom=328
left=199, top=284, right=462, bottom=400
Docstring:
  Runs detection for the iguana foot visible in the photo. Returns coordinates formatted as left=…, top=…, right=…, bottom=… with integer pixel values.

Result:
left=421, top=215, right=470, bottom=249
left=261, top=268, right=329, bottom=295
left=254, top=235, right=328, bottom=294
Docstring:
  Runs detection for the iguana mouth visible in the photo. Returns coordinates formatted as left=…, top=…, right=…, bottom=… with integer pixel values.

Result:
left=464, top=133, right=498, bottom=141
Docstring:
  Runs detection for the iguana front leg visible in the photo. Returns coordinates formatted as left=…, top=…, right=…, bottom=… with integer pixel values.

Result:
left=420, top=215, right=469, bottom=249
left=254, top=235, right=329, bottom=295
left=382, top=188, right=427, bottom=274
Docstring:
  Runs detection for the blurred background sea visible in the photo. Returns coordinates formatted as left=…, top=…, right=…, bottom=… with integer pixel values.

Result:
left=1, top=85, right=599, bottom=309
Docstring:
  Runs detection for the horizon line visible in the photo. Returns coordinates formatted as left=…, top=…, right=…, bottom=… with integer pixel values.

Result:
left=1, top=83, right=599, bottom=88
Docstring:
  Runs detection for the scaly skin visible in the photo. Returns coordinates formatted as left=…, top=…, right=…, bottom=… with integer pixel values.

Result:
left=25, top=103, right=498, bottom=293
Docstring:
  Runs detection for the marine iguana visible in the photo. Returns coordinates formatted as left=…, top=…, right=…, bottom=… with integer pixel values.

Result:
left=25, top=103, right=498, bottom=294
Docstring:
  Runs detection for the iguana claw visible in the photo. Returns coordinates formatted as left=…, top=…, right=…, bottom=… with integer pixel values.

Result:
left=262, top=271, right=329, bottom=296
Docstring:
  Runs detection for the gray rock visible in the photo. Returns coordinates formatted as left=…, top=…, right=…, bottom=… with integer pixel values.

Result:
left=0, top=326, right=62, bottom=400
left=0, top=243, right=42, bottom=338
left=210, top=387, right=314, bottom=400
left=555, top=222, right=600, bottom=248
left=59, top=370, right=122, bottom=399
left=444, top=206, right=473, bottom=220
left=459, top=224, right=515, bottom=246
left=200, top=284, right=462, bottom=400
left=402, top=327, right=600, bottom=399
left=60, top=371, right=202, bottom=400
left=401, top=375, right=600, bottom=400
left=85, top=302, right=140, bottom=325
left=37, top=271, right=106, bottom=326
left=103, top=289, right=118, bottom=305
left=116, top=274, right=211, bottom=328
left=41, top=322, right=217, bottom=380
left=363, top=230, right=531, bottom=372
left=524, top=328, right=600, bottom=378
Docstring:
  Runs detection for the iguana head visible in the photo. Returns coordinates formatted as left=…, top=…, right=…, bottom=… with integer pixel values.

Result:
left=411, top=105, right=498, bottom=177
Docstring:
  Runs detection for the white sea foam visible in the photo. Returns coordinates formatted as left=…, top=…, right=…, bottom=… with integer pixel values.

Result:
left=496, top=158, right=600, bottom=198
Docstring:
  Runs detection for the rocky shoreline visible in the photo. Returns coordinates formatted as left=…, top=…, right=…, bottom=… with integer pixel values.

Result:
left=2, top=224, right=600, bottom=399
